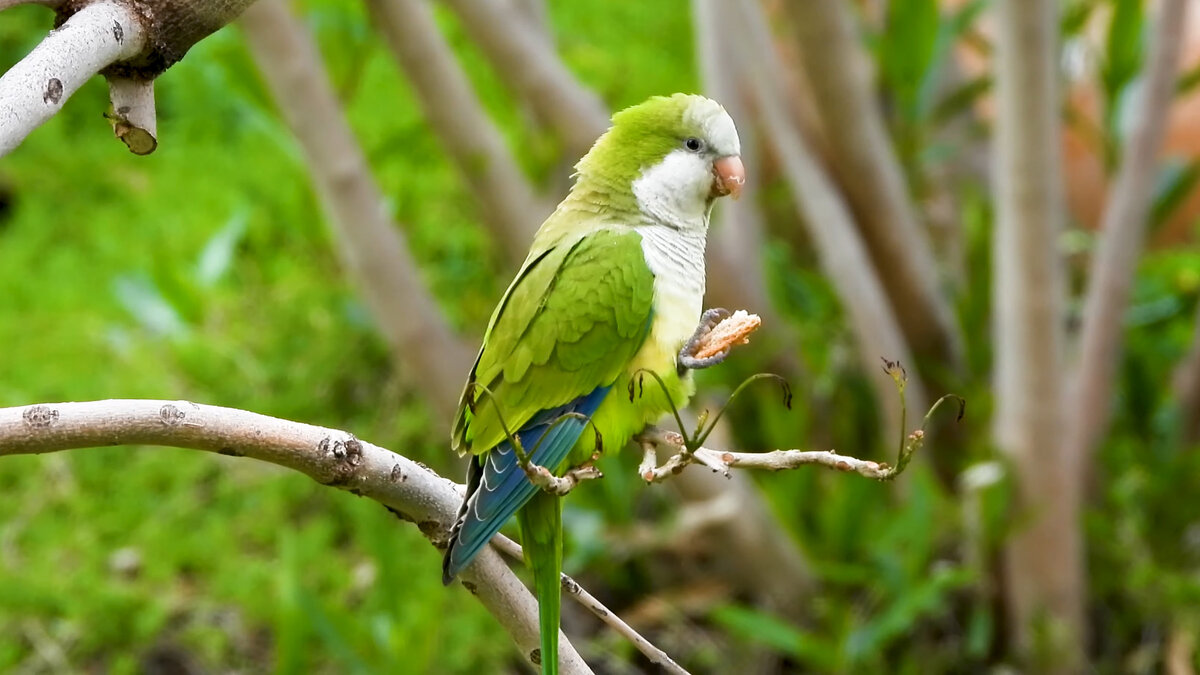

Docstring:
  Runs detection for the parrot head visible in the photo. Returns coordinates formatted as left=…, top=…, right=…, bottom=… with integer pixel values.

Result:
left=573, top=94, right=744, bottom=224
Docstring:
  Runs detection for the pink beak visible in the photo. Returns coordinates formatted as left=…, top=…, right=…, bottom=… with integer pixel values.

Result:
left=712, top=155, right=746, bottom=199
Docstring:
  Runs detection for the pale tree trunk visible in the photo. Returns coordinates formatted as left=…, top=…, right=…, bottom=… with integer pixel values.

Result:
left=991, top=0, right=1082, bottom=667
left=239, top=0, right=473, bottom=419
left=1065, top=0, right=1190, bottom=466
left=783, top=0, right=963, bottom=373
left=366, top=0, right=548, bottom=265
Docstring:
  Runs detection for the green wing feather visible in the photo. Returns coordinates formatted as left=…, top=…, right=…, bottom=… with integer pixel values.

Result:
left=452, top=226, right=656, bottom=456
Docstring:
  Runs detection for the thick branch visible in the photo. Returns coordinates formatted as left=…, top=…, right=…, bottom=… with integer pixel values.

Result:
left=440, top=0, right=610, bottom=156
left=0, top=399, right=590, bottom=674
left=1066, top=0, right=1190, bottom=462
left=783, top=0, right=962, bottom=370
left=366, top=0, right=547, bottom=264
left=991, top=0, right=1082, bottom=663
left=0, top=0, right=145, bottom=156
left=239, top=0, right=474, bottom=418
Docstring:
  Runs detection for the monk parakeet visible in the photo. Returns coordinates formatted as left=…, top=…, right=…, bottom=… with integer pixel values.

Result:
left=442, top=93, right=744, bottom=673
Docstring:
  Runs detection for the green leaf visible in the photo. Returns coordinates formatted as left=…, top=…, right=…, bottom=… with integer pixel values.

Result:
left=195, top=210, right=249, bottom=287
left=710, top=604, right=841, bottom=671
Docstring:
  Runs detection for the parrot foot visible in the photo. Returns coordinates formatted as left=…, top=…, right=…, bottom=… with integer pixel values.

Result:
left=521, top=461, right=603, bottom=496
left=678, top=307, right=731, bottom=372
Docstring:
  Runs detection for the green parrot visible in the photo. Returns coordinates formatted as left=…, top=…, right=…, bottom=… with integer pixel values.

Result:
left=442, top=93, right=744, bottom=673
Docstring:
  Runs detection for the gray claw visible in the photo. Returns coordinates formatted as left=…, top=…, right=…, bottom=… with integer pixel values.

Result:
left=677, top=307, right=732, bottom=373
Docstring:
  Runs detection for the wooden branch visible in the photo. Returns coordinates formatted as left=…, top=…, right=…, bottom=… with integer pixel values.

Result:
left=440, top=0, right=610, bottom=156
left=0, top=399, right=592, bottom=674
left=239, top=0, right=474, bottom=419
left=1066, top=0, right=1191, bottom=462
left=726, top=0, right=927, bottom=428
left=782, top=0, right=963, bottom=369
left=0, top=0, right=146, bottom=156
left=366, top=0, right=547, bottom=264
left=991, top=0, right=1082, bottom=663
left=636, top=383, right=956, bottom=483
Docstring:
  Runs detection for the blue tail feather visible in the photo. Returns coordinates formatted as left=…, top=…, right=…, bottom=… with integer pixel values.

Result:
left=442, top=386, right=609, bottom=583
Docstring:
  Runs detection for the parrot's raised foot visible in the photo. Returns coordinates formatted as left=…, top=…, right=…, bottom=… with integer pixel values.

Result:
left=521, top=461, right=603, bottom=496
left=678, top=309, right=763, bottom=373
left=678, top=307, right=732, bottom=372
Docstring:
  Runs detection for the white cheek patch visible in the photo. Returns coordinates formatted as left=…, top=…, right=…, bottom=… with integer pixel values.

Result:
left=631, top=149, right=713, bottom=228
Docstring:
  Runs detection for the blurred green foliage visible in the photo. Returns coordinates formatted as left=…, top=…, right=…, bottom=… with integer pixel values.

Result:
left=0, top=0, right=1198, bottom=673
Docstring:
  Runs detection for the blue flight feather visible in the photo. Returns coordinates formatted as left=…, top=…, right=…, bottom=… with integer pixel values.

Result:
left=442, top=385, right=610, bottom=583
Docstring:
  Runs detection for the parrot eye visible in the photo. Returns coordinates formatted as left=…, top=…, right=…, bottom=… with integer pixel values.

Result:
left=683, top=137, right=705, bottom=153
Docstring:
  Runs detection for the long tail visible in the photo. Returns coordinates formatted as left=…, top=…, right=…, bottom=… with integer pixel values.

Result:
left=517, top=490, right=561, bottom=675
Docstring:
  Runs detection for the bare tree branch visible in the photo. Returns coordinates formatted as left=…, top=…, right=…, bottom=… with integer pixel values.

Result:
left=366, top=0, right=548, bottom=264
left=782, top=0, right=963, bottom=370
left=239, top=0, right=474, bottom=418
left=0, top=0, right=146, bottom=156
left=440, top=0, right=610, bottom=156
left=106, top=75, right=156, bottom=154
left=728, top=0, right=927, bottom=429
left=1066, top=0, right=1191, bottom=463
left=0, top=399, right=591, bottom=673
left=991, top=0, right=1082, bottom=663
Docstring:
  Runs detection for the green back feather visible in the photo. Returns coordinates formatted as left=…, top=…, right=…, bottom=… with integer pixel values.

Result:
left=453, top=227, right=655, bottom=455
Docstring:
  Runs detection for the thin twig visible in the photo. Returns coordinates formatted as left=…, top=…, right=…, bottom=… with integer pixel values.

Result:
left=0, top=0, right=146, bottom=156
left=0, top=399, right=591, bottom=674
left=490, top=535, right=691, bottom=675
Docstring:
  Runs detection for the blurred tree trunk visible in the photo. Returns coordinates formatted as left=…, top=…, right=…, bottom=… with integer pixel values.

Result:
left=1175, top=306, right=1200, bottom=446
left=366, top=0, right=548, bottom=266
left=440, top=0, right=609, bottom=158
left=1065, top=0, right=1190, bottom=468
left=990, top=0, right=1083, bottom=667
left=731, top=0, right=925, bottom=431
left=783, top=0, right=963, bottom=377
left=240, top=0, right=474, bottom=419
